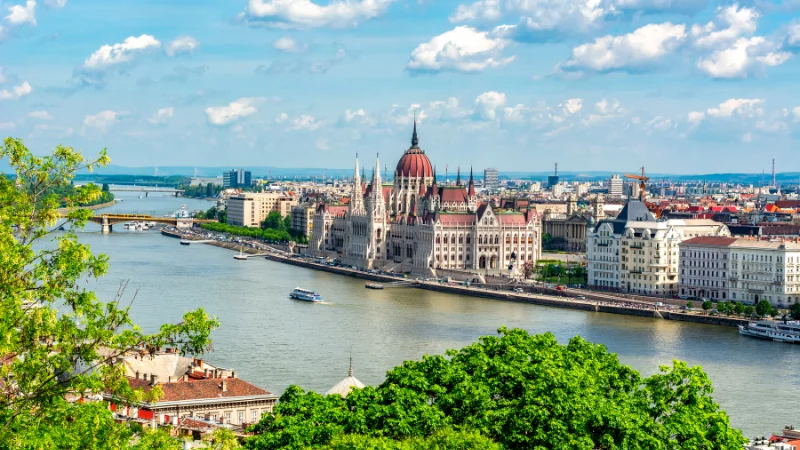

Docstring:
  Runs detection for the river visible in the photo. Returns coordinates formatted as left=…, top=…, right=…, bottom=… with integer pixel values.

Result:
left=73, top=191, right=799, bottom=438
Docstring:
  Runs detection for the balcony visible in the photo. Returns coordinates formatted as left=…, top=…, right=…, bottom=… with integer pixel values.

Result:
left=630, top=243, right=645, bottom=249
left=630, top=268, right=644, bottom=274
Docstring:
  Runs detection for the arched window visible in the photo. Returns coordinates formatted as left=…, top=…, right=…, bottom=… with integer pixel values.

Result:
left=451, top=235, right=456, bottom=244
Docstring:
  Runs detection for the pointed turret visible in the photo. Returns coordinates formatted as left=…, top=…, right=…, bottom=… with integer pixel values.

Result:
left=411, top=118, right=419, bottom=148
left=468, top=166, right=476, bottom=197
left=350, top=154, right=364, bottom=212
left=456, top=166, right=461, bottom=186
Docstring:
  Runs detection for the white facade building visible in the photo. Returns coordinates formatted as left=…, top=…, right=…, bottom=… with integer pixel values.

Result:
left=679, top=237, right=800, bottom=306
left=587, top=201, right=730, bottom=296
left=607, top=174, right=623, bottom=199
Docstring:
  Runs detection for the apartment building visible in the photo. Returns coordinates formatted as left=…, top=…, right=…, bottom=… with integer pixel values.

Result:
left=587, top=200, right=730, bottom=296
left=679, top=237, right=800, bottom=306
left=227, top=192, right=298, bottom=227
left=290, top=203, right=316, bottom=238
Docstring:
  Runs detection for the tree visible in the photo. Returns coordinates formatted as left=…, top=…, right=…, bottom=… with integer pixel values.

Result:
left=790, top=302, right=800, bottom=319
left=702, top=300, right=713, bottom=313
left=0, top=138, right=219, bottom=447
left=755, top=299, right=772, bottom=317
left=206, top=182, right=214, bottom=198
left=262, top=211, right=285, bottom=231
left=734, top=302, right=745, bottom=315
left=102, top=182, right=110, bottom=192
left=717, top=301, right=729, bottom=315
left=522, top=260, right=535, bottom=279
left=744, top=305, right=755, bottom=316
left=686, top=301, right=694, bottom=309
left=247, top=327, right=745, bottom=450
left=283, top=214, right=292, bottom=232
left=202, top=428, right=242, bottom=449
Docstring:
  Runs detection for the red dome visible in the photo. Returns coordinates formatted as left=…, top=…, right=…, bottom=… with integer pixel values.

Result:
left=396, top=147, right=433, bottom=178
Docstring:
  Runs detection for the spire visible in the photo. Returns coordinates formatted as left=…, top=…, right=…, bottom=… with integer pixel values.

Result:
left=456, top=166, right=461, bottom=186
left=468, top=165, right=476, bottom=197
left=411, top=118, right=419, bottom=148
left=348, top=355, right=353, bottom=377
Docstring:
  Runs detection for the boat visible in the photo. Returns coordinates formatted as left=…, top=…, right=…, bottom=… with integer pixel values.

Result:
left=233, top=248, right=248, bottom=260
left=365, top=283, right=384, bottom=290
left=738, top=320, right=800, bottom=344
left=180, top=240, right=191, bottom=245
left=289, top=288, right=323, bottom=302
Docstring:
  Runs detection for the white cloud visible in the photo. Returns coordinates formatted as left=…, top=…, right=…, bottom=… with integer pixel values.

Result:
left=741, top=132, right=752, bottom=142
left=273, top=36, right=306, bottom=52
left=275, top=112, right=289, bottom=123
left=242, top=0, right=393, bottom=29
left=407, top=26, right=514, bottom=74
left=288, top=114, right=324, bottom=131
left=165, top=36, right=199, bottom=57
left=582, top=98, right=625, bottom=125
left=44, top=0, right=67, bottom=7
left=83, top=35, right=161, bottom=70
left=646, top=116, right=674, bottom=131
left=706, top=98, right=764, bottom=118
left=0, top=67, right=6, bottom=83
left=786, top=23, right=800, bottom=51
left=793, top=106, right=800, bottom=118
left=696, top=37, right=790, bottom=78
left=562, top=22, right=687, bottom=72
left=691, top=4, right=758, bottom=49
left=0, top=81, right=32, bottom=101
left=26, top=110, right=52, bottom=120
left=6, top=1, right=36, bottom=26
left=205, top=97, right=264, bottom=126
left=148, top=107, right=174, bottom=125
left=614, top=0, right=706, bottom=14
left=687, top=110, right=705, bottom=123
left=560, top=98, right=583, bottom=115
left=82, top=110, right=120, bottom=130
left=427, top=97, right=470, bottom=122
left=340, top=108, right=378, bottom=126
left=474, top=91, right=507, bottom=120
left=0, top=122, right=16, bottom=130
left=449, top=0, right=501, bottom=23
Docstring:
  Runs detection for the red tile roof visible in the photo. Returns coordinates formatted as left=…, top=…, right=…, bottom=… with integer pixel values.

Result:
left=680, top=236, right=738, bottom=247
left=437, top=213, right=476, bottom=226
left=438, top=186, right=468, bottom=204
left=497, top=213, right=527, bottom=226
left=126, top=377, right=271, bottom=402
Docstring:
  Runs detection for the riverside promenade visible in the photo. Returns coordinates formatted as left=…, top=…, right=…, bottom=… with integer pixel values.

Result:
left=163, top=228, right=747, bottom=329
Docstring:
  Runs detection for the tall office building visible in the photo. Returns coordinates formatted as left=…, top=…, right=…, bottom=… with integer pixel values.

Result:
left=484, top=168, right=499, bottom=190
left=223, top=169, right=252, bottom=188
left=607, top=174, right=623, bottom=199
left=547, top=162, right=559, bottom=188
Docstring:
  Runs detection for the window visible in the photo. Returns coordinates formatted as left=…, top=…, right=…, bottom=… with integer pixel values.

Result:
left=225, top=412, right=231, bottom=423
left=238, top=411, right=245, bottom=424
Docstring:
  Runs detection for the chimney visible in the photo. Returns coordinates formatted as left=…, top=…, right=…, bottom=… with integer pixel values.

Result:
left=168, top=376, right=175, bottom=383
left=221, top=379, right=227, bottom=393
left=231, top=371, right=236, bottom=379
left=135, top=371, right=140, bottom=380
left=150, top=374, right=158, bottom=386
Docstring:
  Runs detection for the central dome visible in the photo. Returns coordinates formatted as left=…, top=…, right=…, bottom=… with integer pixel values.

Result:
left=395, top=121, right=433, bottom=178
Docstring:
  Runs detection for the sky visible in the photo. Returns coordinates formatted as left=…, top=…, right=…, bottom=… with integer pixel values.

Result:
left=1, top=0, right=799, bottom=174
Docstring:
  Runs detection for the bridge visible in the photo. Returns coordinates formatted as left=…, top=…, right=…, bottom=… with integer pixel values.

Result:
left=59, top=213, right=214, bottom=233
left=78, top=184, right=186, bottom=197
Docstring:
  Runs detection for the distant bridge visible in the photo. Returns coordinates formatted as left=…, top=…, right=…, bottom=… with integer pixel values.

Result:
left=59, top=213, right=214, bottom=233
left=110, top=186, right=185, bottom=197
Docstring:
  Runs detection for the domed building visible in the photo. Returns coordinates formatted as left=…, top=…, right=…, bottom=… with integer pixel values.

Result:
left=310, top=122, right=542, bottom=276
left=325, top=359, right=365, bottom=398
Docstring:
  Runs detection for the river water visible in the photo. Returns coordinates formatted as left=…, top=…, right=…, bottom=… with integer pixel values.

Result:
left=73, top=191, right=799, bottom=438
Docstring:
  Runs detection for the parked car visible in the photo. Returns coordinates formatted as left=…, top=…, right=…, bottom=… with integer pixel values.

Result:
left=576, top=295, right=586, bottom=300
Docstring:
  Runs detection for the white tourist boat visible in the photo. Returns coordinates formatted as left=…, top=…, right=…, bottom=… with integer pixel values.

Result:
left=738, top=320, right=800, bottom=344
left=233, top=248, right=248, bottom=260
left=289, top=288, right=323, bottom=302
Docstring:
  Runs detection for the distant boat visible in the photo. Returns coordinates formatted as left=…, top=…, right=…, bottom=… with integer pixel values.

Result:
left=289, top=288, right=323, bottom=302
left=180, top=240, right=191, bottom=245
left=233, top=247, right=248, bottom=260
left=365, top=283, right=384, bottom=290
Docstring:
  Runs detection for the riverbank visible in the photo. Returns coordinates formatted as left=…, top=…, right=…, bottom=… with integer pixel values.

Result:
left=57, top=199, right=117, bottom=215
left=163, top=228, right=749, bottom=329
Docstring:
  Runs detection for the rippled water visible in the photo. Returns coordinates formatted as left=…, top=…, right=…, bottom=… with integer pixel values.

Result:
left=71, top=191, right=800, bottom=438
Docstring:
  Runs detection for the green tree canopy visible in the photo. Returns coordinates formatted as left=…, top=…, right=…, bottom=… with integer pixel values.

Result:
left=702, top=300, right=713, bottom=312
left=790, top=302, right=800, bottom=319
left=262, top=211, right=286, bottom=232
left=734, top=302, right=745, bottom=315
left=0, top=138, right=219, bottom=448
left=246, top=327, right=745, bottom=450
left=755, top=299, right=772, bottom=317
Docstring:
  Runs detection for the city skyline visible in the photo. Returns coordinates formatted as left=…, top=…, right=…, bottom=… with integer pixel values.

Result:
left=1, top=0, right=800, bottom=172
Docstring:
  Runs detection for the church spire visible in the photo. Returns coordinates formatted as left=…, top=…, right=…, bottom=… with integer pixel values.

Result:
left=411, top=118, right=419, bottom=148
left=456, top=166, right=461, bottom=186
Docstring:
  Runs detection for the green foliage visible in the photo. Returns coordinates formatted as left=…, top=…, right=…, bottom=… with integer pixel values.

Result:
left=49, top=182, right=115, bottom=207
left=734, top=302, right=745, bottom=315
left=131, top=428, right=183, bottom=450
left=202, top=428, right=242, bottom=449
left=102, top=182, right=110, bottom=192
left=195, top=206, right=219, bottom=220
left=744, top=305, right=755, bottom=316
left=790, top=302, right=800, bottom=319
left=206, top=182, right=214, bottom=198
left=686, top=301, right=694, bottom=309
left=755, top=299, right=772, bottom=317
left=202, top=221, right=292, bottom=242
left=702, top=300, right=713, bottom=312
left=246, top=327, right=745, bottom=450
left=262, top=211, right=286, bottom=232
left=0, top=138, right=219, bottom=448
left=181, top=183, right=222, bottom=198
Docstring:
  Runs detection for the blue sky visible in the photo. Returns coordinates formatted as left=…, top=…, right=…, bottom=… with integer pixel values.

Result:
left=1, top=0, right=799, bottom=174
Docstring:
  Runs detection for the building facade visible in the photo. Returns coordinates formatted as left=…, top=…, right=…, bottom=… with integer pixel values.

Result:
left=542, top=194, right=605, bottom=252
left=587, top=200, right=731, bottom=296
left=607, top=174, right=623, bottom=199
left=679, top=237, right=800, bottom=306
left=290, top=203, right=316, bottom=238
left=227, top=192, right=298, bottom=227
left=223, top=169, right=251, bottom=188
left=484, top=168, right=499, bottom=190
left=310, top=124, right=541, bottom=276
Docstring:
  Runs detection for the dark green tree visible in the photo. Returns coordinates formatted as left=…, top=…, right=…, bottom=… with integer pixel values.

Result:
left=102, top=182, right=110, bottom=192
left=206, top=182, right=214, bottom=197
left=744, top=305, right=755, bottom=316
left=283, top=214, right=292, bottom=232
left=686, top=301, right=694, bottom=309
left=734, top=302, right=745, bottom=315
left=755, top=299, right=772, bottom=317
left=246, top=328, right=745, bottom=450
left=262, top=211, right=286, bottom=231
left=790, top=302, right=800, bottom=319
left=702, top=300, right=713, bottom=313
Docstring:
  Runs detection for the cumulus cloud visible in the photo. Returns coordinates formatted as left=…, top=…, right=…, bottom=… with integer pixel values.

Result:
left=561, top=22, right=687, bottom=72
left=205, top=97, right=265, bottom=126
left=786, top=22, right=800, bottom=51
left=449, top=0, right=502, bottom=23
left=560, top=98, right=583, bottom=115
left=582, top=98, right=625, bottom=125
left=148, top=107, right=174, bottom=125
left=82, top=35, right=161, bottom=71
left=407, top=26, right=514, bottom=74
left=288, top=114, right=324, bottom=131
left=241, top=0, right=393, bottom=29
left=26, top=110, right=52, bottom=120
left=0, top=67, right=6, bottom=84
left=614, top=0, right=707, bottom=14
left=474, top=91, right=506, bottom=120
left=696, top=37, right=790, bottom=78
left=82, top=110, right=120, bottom=130
left=706, top=98, right=764, bottom=118
left=273, top=36, right=306, bottom=52
left=165, top=36, right=198, bottom=56
left=0, top=81, right=32, bottom=101
left=6, top=1, right=36, bottom=26
left=691, top=4, right=758, bottom=49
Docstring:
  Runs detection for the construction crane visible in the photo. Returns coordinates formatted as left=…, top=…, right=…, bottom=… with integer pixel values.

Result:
left=623, top=167, right=649, bottom=203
